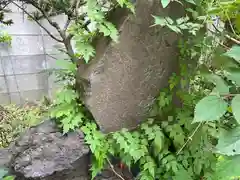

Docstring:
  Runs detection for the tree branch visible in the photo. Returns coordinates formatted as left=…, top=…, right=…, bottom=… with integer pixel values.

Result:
left=63, top=34, right=77, bottom=63
left=64, top=17, right=71, bottom=33
left=28, top=2, right=63, bottom=36
left=24, top=1, right=69, bottom=41
left=10, top=1, right=63, bottom=43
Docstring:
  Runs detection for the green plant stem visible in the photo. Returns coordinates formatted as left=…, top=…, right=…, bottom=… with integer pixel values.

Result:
left=106, top=158, right=126, bottom=180
left=177, top=122, right=203, bottom=155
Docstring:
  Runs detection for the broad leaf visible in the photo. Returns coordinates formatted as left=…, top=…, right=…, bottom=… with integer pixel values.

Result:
left=203, top=74, right=229, bottom=94
left=173, top=168, right=193, bottom=180
left=223, top=45, right=240, bottom=63
left=212, top=47, right=238, bottom=68
left=226, top=68, right=240, bottom=86
left=215, top=155, right=240, bottom=180
left=193, top=95, right=227, bottom=123
left=216, top=127, right=240, bottom=155
left=232, top=94, right=240, bottom=124
left=161, top=0, right=171, bottom=8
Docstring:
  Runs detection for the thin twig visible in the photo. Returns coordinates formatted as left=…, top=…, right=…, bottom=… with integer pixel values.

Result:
left=10, top=1, right=63, bottom=43
left=29, top=2, right=62, bottom=34
left=46, top=54, right=58, bottom=60
left=219, top=42, right=230, bottom=49
left=107, top=158, right=126, bottom=180
left=225, top=34, right=240, bottom=45
left=1, top=1, right=10, bottom=10
left=177, top=122, right=202, bottom=155
left=211, top=24, right=240, bottom=45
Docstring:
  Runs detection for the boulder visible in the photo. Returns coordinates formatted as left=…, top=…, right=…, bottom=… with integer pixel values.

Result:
left=77, top=0, right=184, bottom=133
left=8, top=120, right=90, bottom=180
left=0, top=120, right=135, bottom=179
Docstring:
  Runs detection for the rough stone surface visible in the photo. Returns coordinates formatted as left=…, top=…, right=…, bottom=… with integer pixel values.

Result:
left=78, top=1, right=183, bottom=133
left=0, top=148, right=12, bottom=168
left=8, top=120, right=90, bottom=180
left=0, top=120, right=133, bottom=180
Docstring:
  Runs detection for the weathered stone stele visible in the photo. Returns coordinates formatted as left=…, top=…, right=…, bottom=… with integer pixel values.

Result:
left=78, top=0, right=184, bottom=133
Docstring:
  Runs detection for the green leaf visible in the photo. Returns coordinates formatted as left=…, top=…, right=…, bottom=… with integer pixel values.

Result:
left=203, top=74, right=229, bottom=94
left=176, top=17, right=189, bottom=25
left=0, top=168, right=8, bottom=179
left=173, top=167, right=193, bottom=180
left=104, top=22, right=119, bottom=42
left=3, top=176, right=15, bottom=180
left=193, top=95, right=227, bottom=123
left=152, top=16, right=166, bottom=26
left=166, top=24, right=182, bottom=34
left=75, top=41, right=95, bottom=63
left=99, top=24, right=111, bottom=36
left=63, top=123, right=71, bottom=134
left=231, top=94, right=240, bottom=124
left=184, top=0, right=196, bottom=4
left=193, top=159, right=202, bottom=175
left=226, top=68, right=240, bottom=86
left=212, top=47, right=238, bottom=68
left=223, top=45, right=240, bottom=63
left=161, top=0, right=171, bottom=8
left=116, top=0, right=125, bottom=7
left=216, top=127, right=240, bottom=156
left=153, top=131, right=164, bottom=155
left=55, top=59, right=76, bottom=72
left=143, top=158, right=156, bottom=177
left=215, top=155, right=240, bottom=180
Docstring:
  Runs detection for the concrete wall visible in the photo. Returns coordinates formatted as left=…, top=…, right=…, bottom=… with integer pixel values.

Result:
left=0, top=2, right=65, bottom=105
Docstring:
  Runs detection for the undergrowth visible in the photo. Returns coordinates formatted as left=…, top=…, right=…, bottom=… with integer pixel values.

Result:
left=0, top=103, right=48, bottom=148
left=49, top=0, right=240, bottom=179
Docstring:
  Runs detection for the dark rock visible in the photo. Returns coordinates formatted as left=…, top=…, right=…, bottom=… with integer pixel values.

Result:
left=8, top=120, right=90, bottom=180
left=0, top=148, right=12, bottom=167
left=0, top=120, right=135, bottom=180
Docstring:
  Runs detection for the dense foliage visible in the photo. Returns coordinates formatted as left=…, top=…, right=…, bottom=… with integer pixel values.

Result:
left=50, top=0, right=240, bottom=179
left=0, top=103, right=48, bottom=148
left=1, top=0, right=240, bottom=180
